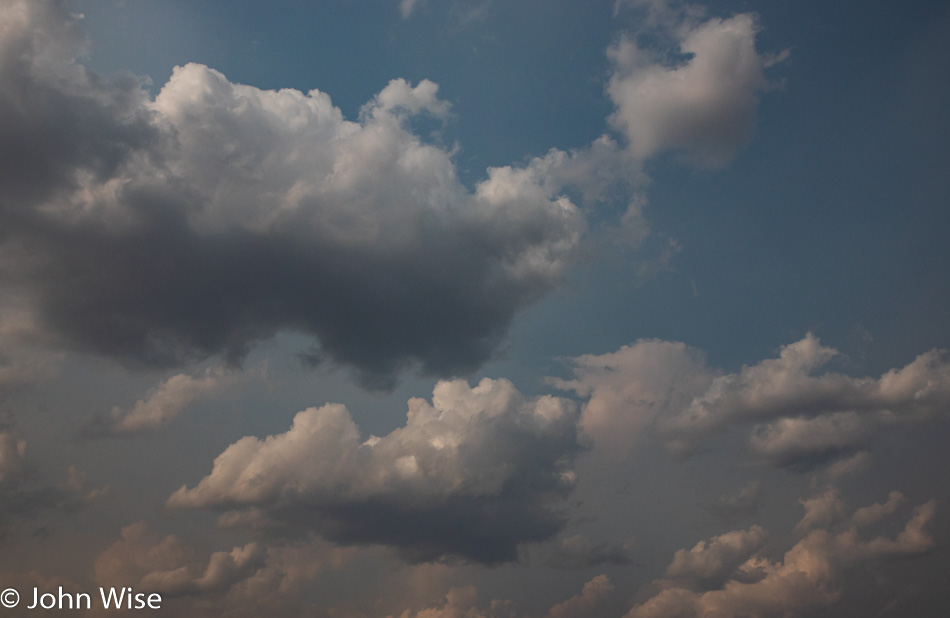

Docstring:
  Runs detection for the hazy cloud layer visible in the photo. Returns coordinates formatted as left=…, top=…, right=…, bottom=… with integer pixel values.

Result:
left=626, top=493, right=936, bottom=618
left=555, top=334, right=950, bottom=469
left=170, top=378, right=582, bottom=564
left=0, top=1, right=585, bottom=387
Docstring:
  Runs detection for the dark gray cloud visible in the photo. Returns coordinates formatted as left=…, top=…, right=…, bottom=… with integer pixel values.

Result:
left=0, top=1, right=584, bottom=387
left=169, top=378, right=583, bottom=564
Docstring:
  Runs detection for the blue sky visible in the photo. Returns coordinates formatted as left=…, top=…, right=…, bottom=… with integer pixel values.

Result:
left=1, top=1, right=949, bottom=616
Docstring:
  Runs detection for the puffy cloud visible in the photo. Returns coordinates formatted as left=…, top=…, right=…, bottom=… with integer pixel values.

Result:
left=0, top=1, right=585, bottom=387
left=94, top=521, right=336, bottom=616
left=556, top=334, right=950, bottom=468
left=544, top=574, right=614, bottom=618
left=607, top=7, right=787, bottom=167
left=794, top=489, right=845, bottom=534
left=84, top=367, right=234, bottom=436
left=851, top=490, right=904, bottom=528
left=169, top=378, right=582, bottom=564
left=665, top=526, right=767, bottom=585
left=549, top=339, right=713, bottom=458
left=626, top=493, right=936, bottom=618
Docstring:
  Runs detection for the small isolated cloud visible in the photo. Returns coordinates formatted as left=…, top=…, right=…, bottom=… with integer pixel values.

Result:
left=555, top=334, right=950, bottom=469
left=83, top=367, right=234, bottom=436
left=169, top=378, right=582, bottom=564
left=626, top=492, right=936, bottom=618
left=607, top=8, right=787, bottom=167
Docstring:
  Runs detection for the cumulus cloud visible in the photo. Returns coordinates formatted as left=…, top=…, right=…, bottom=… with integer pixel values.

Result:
left=169, top=378, right=582, bottom=564
left=607, top=4, right=787, bottom=167
left=794, top=489, right=845, bottom=534
left=626, top=493, right=936, bottom=618
left=548, top=339, right=713, bottom=458
left=83, top=367, right=234, bottom=436
left=665, top=525, right=767, bottom=585
left=555, top=334, right=950, bottom=468
left=0, top=0, right=585, bottom=387
left=92, top=521, right=344, bottom=618
left=544, top=574, right=614, bottom=618
left=95, top=522, right=266, bottom=596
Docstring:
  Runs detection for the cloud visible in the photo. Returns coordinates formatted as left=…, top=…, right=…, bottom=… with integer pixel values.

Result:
left=94, top=522, right=266, bottom=596
left=665, top=525, right=767, bottom=585
left=555, top=334, right=950, bottom=468
left=625, top=493, right=936, bottom=618
left=607, top=7, right=787, bottom=167
left=169, top=378, right=582, bottom=564
left=398, top=585, right=512, bottom=618
left=544, top=574, right=614, bottom=618
left=794, top=489, right=845, bottom=534
left=0, top=1, right=585, bottom=387
left=83, top=367, right=234, bottom=436
left=399, top=0, right=426, bottom=18
left=548, top=339, right=713, bottom=459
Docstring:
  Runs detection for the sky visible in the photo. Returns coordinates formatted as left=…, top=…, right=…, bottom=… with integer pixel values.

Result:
left=0, top=0, right=949, bottom=616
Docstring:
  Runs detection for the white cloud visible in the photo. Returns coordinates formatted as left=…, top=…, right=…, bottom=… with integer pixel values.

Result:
left=169, top=378, right=581, bottom=563
left=607, top=9, right=786, bottom=167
